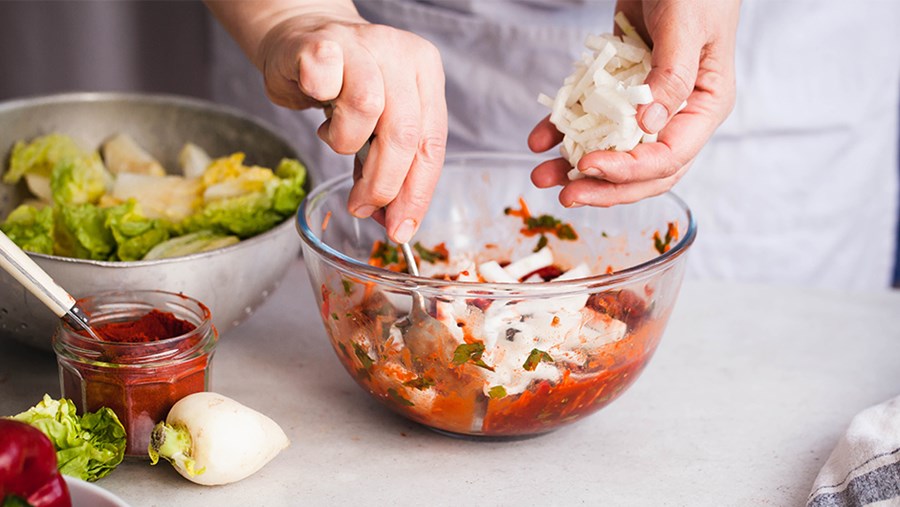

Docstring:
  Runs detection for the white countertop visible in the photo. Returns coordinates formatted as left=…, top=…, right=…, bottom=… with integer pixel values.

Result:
left=2, top=259, right=899, bottom=506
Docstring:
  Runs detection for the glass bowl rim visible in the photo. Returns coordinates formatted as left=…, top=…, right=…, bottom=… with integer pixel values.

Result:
left=296, top=151, right=697, bottom=298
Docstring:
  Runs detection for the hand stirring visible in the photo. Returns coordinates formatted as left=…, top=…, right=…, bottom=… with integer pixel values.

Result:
left=0, top=230, right=104, bottom=340
left=352, top=137, right=447, bottom=356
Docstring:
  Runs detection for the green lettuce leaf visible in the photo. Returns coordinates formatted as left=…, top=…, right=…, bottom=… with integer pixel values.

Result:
left=178, top=156, right=306, bottom=238
left=53, top=203, right=116, bottom=260
left=0, top=204, right=54, bottom=254
left=3, top=134, right=84, bottom=184
left=181, top=192, right=285, bottom=238
left=104, top=200, right=170, bottom=261
left=270, top=158, right=307, bottom=215
left=142, top=229, right=239, bottom=260
left=10, top=394, right=126, bottom=482
left=50, top=153, right=112, bottom=206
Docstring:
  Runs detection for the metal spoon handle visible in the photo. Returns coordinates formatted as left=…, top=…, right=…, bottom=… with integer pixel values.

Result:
left=400, top=242, right=419, bottom=277
left=0, top=231, right=102, bottom=339
left=0, top=230, right=76, bottom=318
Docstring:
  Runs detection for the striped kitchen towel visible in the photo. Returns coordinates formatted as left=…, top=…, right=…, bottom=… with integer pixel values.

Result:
left=807, top=395, right=900, bottom=507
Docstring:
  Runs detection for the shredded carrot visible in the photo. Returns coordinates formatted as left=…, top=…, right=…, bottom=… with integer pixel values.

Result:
left=321, top=210, right=332, bottom=232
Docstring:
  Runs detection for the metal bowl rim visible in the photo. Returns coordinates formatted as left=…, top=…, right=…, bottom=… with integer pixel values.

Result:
left=1, top=91, right=304, bottom=267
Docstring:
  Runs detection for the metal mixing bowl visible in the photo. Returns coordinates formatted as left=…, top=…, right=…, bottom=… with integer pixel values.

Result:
left=0, top=92, right=306, bottom=350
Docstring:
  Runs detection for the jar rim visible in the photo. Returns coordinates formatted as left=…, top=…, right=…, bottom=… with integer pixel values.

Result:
left=53, top=289, right=218, bottom=368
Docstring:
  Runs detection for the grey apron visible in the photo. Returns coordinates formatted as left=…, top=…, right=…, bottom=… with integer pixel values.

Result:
left=210, top=0, right=900, bottom=289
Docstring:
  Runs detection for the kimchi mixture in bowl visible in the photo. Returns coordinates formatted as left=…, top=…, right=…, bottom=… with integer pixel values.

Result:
left=297, top=153, right=695, bottom=437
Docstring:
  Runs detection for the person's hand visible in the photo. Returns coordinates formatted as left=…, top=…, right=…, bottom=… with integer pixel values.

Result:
left=528, top=0, right=739, bottom=208
left=207, top=0, right=447, bottom=244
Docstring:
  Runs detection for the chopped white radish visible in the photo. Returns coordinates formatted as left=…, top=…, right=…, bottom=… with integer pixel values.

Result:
left=478, top=260, right=517, bottom=283
left=626, top=84, right=653, bottom=105
left=555, top=263, right=592, bottom=281
left=538, top=13, right=665, bottom=171
left=148, top=392, right=289, bottom=486
left=503, top=246, right=554, bottom=281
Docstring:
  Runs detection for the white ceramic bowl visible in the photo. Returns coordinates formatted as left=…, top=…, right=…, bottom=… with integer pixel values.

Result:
left=65, top=476, right=131, bottom=507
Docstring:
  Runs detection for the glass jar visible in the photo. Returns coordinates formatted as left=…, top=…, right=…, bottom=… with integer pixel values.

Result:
left=53, top=290, right=217, bottom=457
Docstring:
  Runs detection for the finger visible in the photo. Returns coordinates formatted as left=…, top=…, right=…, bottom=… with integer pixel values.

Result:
left=321, top=43, right=385, bottom=155
left=531, top=158, right=571, bottom=188
left=262, top=41, right=322, bottom=110
left=346, top=54, right=422, bottom=218
left=576, top=87, right=723, bottom=184
left=558, top=161, right=691, bottom=208
left=613, top=1, right=650, bottom=42
left=528, top=115, right=564, bottom=153
left=383, top=51, right=447, bottom=244
left=296, top=37, right=344, bottom=102
left=637, top=21, right=703, bottom=134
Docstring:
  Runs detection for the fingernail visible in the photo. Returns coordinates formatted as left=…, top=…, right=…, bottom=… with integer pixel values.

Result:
left=352, top=204, right=377, bottom=218
left=567, top=201, right=585, bottom=208
left=584, top=167, right=605, bottom=178
left=393, top=219, right=417, bottom=244
left=642, top=102, right=669, bottom=134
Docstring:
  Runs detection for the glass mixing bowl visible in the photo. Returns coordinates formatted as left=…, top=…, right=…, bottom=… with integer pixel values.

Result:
left=297, top=153, right=696, bottom=438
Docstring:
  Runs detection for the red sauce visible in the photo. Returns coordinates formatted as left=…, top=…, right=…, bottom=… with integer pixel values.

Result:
left=56, top=300, right=216, bottom=457
left=326, top=281, right=667, bottom=437
left=92, top=309, right=196, bottom=343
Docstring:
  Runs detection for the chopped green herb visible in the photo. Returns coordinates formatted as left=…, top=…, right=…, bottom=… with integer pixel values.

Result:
left=403, top=377, right=436, bottom=390
left=371, top=240, right=399, bottom=266
left=387, top=388, right=414, bottom=406
left=523, top=349, right=554, bottom=371
left=452, top=342, right=494, bottom=371
left=526, top=214, right=561, bottom=230
left=653, top=222, right=679, bottom=254
left=601, top=231, right=609, bottom=238
left=488, top=386, right=507, bottom=399
left=557, top=223, right=578, bottom=240
left=341, top=278, right=353, bottom=295
left=352, top=342, right=374, bottom=369
left=533, top=234, right=548, bottom=253
left=331, top=312, right=339, bottom=320
left=413, top=241, right=448, bottom=263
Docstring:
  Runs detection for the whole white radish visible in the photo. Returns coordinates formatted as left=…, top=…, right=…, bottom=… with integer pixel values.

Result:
left=148, top=392, right=290, bottom=485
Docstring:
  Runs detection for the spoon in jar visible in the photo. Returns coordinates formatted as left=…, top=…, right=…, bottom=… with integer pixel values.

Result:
left=0, top=230, right=104, bottom=340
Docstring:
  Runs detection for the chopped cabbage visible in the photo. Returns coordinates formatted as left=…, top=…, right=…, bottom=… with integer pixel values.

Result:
left=178, top=142, right=212, bottom=179
left=112, top=173, right=202, bottom=222
left=50, top=153, right=112, bottom=206
left=53, top=203, right=117, bottom=260
left=104, top=200, right=170, bottom=261
left=101, top=133, right=167, bottom=176
left=2, top=133, right=307, bottom=260
left=143, top=229, right=239, bottom=260
left=3, top=134, right=84, bottom=184
left=0, top=204, right=54, bottom=254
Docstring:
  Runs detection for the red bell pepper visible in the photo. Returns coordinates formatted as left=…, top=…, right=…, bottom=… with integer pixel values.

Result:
left=0, top=419, right=71, bottom=507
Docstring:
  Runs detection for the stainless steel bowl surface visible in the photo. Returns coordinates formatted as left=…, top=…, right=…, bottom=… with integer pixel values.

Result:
left=0, top=92, right=305, bottom=350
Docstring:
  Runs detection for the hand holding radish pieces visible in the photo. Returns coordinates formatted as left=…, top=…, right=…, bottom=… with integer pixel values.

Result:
left=529, top=0, right=740, bottom=208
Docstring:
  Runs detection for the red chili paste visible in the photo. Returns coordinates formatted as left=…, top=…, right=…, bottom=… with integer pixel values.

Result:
left=60, top=308, right=213, bottom=456
left=93, top=309, right=196, bottom=343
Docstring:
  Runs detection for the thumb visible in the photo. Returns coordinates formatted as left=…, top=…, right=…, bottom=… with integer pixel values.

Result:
left=638, top=28, right=702, bottom=134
